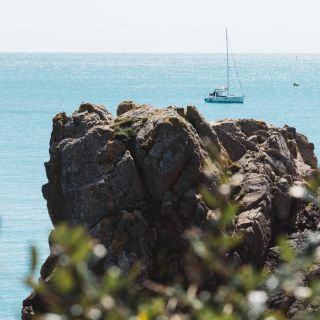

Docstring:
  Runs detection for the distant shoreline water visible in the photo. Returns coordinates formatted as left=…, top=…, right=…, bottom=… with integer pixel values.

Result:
left=1, top=53, right=320, bottom=319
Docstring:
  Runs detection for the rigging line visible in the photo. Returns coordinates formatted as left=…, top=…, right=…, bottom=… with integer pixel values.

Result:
left=227, top=38, right=244, bottom=96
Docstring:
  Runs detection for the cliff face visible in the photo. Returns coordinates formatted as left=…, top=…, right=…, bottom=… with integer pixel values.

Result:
left=23, top=101, right=320, bottom=318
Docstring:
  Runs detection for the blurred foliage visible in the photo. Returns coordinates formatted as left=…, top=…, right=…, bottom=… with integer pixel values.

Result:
left=25, top=172, right=320, bottom=320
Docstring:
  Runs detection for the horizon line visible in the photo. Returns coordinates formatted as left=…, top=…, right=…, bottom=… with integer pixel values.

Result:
left=0, top=51, right=319, bottom=55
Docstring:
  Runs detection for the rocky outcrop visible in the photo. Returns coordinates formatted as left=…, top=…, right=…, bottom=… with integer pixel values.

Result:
left=211, top=119, right=318, bottom=263
left=23, top=101, right=320, bottom=319
left=265, top=229, right=320, bottom=316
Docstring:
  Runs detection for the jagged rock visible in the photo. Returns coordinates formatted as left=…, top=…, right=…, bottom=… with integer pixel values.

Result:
left=211, top=118, right=319, bottom=263
left=23, top=103, right=320, bottom=319
left=236, top=207, right=272, bottom=262
left=211, top=121, right=247, bottom=161
left=39, top=103, right=214, bottom=282
left=132, top=106, right=206, bottom=200
left=272, top=185, right=292, bottom=222
left=266, top=230, right=320, bottom=317
left=296, top=133, right=317, bottom=169
left=117, top=100, right=140, bottom=116
left=185, top=106, right=221, bottom=152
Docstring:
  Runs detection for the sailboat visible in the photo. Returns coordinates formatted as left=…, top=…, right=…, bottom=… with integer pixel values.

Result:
left=205, top=30, right=244, bottom=103
left=293, top=55, right=300, bottom=87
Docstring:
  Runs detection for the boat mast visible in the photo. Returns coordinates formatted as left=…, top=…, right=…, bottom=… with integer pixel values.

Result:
left=226, top=29, right=230, bottom=94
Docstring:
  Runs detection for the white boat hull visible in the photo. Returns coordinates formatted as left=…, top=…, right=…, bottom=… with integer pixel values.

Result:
left=205, top=95, right=244, bottom=103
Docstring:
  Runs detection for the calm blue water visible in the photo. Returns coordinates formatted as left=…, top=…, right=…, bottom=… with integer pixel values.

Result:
left=1, top=53, right=320, bottom=319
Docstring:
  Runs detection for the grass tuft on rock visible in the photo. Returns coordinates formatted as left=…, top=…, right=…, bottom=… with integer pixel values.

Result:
left=114, top=127, right=135, bottom=141
left=112, top=116, right=136, bottom=141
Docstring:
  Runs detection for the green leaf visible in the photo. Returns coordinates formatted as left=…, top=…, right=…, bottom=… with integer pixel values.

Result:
left=200, top=186, right=221, bottom=209
left=52, top=269, right=74, bottom=293
left=30, top=246, right=38, bottom=273
left=222, top=202, right=238, bottom=226
left=70, top=238, right=91, bottom=263
left=278, top=237, right=295, bottom=263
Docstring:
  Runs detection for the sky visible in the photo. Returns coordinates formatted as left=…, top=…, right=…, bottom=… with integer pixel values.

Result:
left=0, top=0, right=319, bottom=53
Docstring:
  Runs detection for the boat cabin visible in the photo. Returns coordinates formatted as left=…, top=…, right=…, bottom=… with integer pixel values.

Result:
left=209, top=88, right=228, bottom=97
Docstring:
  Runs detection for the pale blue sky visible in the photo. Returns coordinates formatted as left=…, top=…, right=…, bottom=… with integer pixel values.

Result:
left=1, top=0, right=319, bottom=53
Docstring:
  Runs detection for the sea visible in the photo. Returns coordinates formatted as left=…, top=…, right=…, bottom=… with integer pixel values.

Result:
left=0, top=53, right=320, bottom=319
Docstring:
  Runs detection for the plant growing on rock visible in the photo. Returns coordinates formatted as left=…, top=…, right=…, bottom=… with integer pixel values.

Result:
left=112, top=116, right=135, bottom=141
